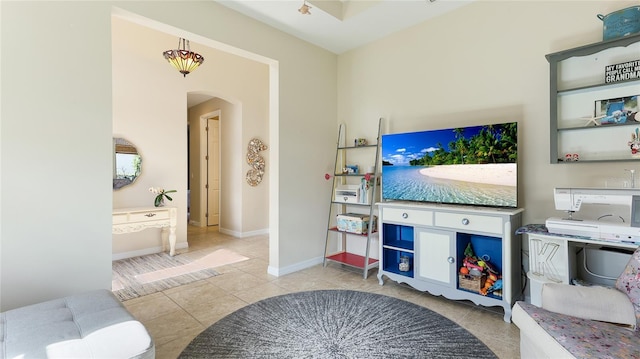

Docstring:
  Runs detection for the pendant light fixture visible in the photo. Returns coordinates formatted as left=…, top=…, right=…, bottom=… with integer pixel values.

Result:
left=162, top=38, right=204, bottom=77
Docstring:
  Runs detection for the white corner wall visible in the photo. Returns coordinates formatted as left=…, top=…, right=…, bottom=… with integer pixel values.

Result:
left=1, top=1, right=337, bottom=310
left=337, top=0, right=640, bottom=226
left=1, top=2, right=114, bottom=309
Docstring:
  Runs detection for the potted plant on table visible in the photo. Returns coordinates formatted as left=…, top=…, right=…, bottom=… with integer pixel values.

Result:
left=148, top=187, right=176, bottom=207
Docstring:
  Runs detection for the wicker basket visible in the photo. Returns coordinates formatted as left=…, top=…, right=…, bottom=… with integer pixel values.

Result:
left=458, top=274, right=486, bottom=294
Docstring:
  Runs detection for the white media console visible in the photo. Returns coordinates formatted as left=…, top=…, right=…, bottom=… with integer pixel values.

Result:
left=377, top=201, right=523, bottom=322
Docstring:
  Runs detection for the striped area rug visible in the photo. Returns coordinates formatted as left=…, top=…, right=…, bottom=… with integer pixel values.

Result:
left=112, top=249, right=247, bottom=301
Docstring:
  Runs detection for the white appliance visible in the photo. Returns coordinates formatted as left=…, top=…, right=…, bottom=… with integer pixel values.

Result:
left=545, top=187, right=640, bottom=243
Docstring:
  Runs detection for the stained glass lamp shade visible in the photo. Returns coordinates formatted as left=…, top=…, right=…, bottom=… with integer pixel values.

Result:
left=163, top=38, right=204, bottom=77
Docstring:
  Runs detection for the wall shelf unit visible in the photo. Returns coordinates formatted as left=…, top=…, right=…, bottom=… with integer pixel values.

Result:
left=323, top=118, right=382, bottom=279
left=547, top=33, right=640, bottom=163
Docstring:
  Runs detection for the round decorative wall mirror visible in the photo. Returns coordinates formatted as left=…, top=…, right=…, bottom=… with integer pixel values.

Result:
left=113, top=137, right=141, bottom=190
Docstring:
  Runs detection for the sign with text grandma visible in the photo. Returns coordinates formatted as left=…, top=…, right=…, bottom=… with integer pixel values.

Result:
left=605, top=59, right=640, bottom=83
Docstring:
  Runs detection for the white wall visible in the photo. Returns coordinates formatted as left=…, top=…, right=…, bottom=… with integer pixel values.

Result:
left=338, top=0, right=640, bottom=227
left=1, top=1, right=337, bottom=310
left=1, top=2, right=114, bottom=309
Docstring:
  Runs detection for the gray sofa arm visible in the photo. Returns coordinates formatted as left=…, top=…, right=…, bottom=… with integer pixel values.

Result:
left=541, top=283, right=636, bottom=327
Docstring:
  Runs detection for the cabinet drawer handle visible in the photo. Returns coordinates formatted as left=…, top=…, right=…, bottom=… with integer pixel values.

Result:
left=145, top=213, right=156, bottom=217
left=447, top=256, right=455, bottom=264
left=461, top=218, right=469, bottom=225
left=402, top=212, right=408, bottom=219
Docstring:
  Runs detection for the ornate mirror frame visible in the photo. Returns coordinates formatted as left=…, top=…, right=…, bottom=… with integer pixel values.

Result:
left=113, top=137, right=141, bottom=190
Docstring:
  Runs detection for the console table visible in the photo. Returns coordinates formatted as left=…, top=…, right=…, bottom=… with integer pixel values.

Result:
left=113, top=207, right=178, bottom=256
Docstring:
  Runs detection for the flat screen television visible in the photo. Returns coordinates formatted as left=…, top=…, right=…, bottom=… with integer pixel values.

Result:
left=381, top=122, right=518, bottom=208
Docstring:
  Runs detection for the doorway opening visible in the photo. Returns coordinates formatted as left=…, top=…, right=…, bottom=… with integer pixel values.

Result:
left=206, top=115, right=220, bottom=227
left=187, top=106, right=224, bottom=230
left=112, top=7, right=280, bottom=276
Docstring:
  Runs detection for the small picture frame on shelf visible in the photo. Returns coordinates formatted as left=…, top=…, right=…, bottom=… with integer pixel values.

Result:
left=354, top=138, right=367, bottom=147
left=595, top=95, right=639, bottom=125
left=342, top=164, right=358, bottom=174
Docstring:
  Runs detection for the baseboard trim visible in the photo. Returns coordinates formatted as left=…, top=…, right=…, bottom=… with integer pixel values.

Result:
left=112, top=242, right=189, bottom=261
left=219, top=227, right=269, bottom=238
left=267, top=256, right=323, bottom=277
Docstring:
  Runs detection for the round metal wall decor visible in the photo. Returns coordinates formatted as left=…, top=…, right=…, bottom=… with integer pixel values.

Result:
left=246, top=138, right=268, bottom=186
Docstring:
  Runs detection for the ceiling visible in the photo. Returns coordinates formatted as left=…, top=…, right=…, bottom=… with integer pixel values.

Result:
left=188, top=0, right=472, bottom=107
left=215, top=0, right=473, bottom=54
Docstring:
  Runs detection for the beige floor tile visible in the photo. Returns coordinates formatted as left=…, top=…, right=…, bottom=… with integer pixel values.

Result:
left=231, top=257, right=278, bottom=281
left=154, top=335, right=195, bottom=359
left=122, top=292, right=183, bottom=322
left=490, top=338, right=520, bottom=359
left=271, top=271, right=340, bottom=292
left=163, top=280, right=229, bottom=311
left=143, top=309, right=204, bottom=347
left=460, top=308, right=521, bottom=351
left=208, top=262, right=243, bottom=275
left=205, top=269, right=270, bottom=293
left=332, top=271, right=386, bottom=292
left=182, top=239, right=223, bottom=253
left=123, top=225, right=521, bottom=359
left=185, top=292, right=250, bottom=327
left=226, top=242, right=269, bottom=260
left=231, top=281, right=292, bottom=303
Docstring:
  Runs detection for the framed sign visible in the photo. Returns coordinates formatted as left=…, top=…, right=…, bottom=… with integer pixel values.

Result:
left=605, top=59, right=640, bottom=83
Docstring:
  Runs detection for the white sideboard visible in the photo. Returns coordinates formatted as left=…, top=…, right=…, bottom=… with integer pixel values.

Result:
left=113, top=207, right=178, bottom=256
left=377, top=201, right=524, bottom=322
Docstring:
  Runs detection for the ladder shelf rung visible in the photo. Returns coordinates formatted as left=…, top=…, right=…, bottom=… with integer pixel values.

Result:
left=325, top=252, right=379, bottom=268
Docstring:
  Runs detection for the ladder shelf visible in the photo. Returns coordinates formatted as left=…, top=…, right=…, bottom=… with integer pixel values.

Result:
left=323, top=118, right=383, bottom=279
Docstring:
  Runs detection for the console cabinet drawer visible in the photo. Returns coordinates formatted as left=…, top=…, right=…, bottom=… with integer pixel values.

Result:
left=128, top=211, right=171, bottom=222
left=382, top=208, right=433, bottom=226
left=434, top=212, right=502, bottom=235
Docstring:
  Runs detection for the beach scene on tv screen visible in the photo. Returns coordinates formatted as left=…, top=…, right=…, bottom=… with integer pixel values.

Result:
left=381, top=123, right=517, bottom=207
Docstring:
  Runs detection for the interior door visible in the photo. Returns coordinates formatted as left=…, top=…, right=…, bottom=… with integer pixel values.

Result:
left=207, top=117, right=220, bottom=226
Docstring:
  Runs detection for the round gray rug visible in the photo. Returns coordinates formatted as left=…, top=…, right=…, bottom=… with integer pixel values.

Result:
left=179, top=289, right=497, bottom=358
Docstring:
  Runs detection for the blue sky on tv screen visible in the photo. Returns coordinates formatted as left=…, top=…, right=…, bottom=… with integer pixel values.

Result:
left=382, top=125, right=486, bottom=166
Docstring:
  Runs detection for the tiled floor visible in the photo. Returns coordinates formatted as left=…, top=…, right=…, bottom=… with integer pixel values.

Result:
left=122, top=226, right=521, bottom=359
